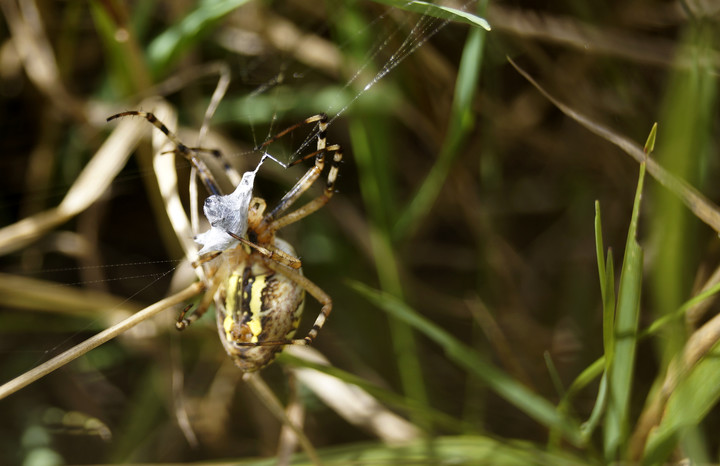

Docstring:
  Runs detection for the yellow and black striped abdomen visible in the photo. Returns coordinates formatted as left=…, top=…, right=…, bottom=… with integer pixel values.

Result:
left=216, top=256, right=305, bottom=372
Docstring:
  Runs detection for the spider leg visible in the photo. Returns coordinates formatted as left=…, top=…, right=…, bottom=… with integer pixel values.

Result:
left=233, top=257, right=332, bottom=347
left=176, top=271, right=223, bottom=329
left=255, top=113, right=343, bottom=240
left=255, top=113, right=328, bottom=150
left=256, top=114, right=328, bottom=223
left=191, top=250, right=223, bottom=268
left=188, top=147, right=243, bottom=187
left=108, top=111, right=224, bottom=196
left=225, top=231, right=302, bottom=270
left=266, top=145, right=341, bottom=234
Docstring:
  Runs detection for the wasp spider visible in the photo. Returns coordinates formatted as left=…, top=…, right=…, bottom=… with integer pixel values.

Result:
left=107, top=111, right=342, bottom=372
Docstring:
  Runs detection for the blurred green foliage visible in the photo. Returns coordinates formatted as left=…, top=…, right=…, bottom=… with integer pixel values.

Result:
left=1, top=1, right=720, bottom=464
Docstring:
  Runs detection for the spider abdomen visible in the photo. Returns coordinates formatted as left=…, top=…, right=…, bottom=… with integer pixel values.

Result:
left=216, top=244, right=305, bottom=372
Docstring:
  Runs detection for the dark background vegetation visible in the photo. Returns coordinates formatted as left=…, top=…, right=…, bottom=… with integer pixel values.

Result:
left=1, top=0, right=719, bottom=464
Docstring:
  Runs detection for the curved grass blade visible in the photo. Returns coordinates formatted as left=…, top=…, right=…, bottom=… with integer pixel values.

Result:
left=0, top=109, right=146, bottom=255
left=370, top=0, right=491, bottom=30
left=394, top=1, right=489, bottom=238
left=350, top=281, right=583, bottom=446
left=0, top=282, right=203, bottom=400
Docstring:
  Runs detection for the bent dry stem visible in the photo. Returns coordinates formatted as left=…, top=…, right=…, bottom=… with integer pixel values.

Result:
left=0, top=281, right=204, bottom=400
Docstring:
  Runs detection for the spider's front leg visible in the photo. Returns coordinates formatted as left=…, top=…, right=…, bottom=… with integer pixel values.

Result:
left=254, top=114, right=343, bottom=242
left=225, top=231, right=302, bottom=270
left=107, top=111, right=226, bottom=196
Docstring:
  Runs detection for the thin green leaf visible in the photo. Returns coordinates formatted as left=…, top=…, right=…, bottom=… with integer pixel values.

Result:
left=558, top=278, right=720, bottom=442
left=350, top=281, right=584, bottom=446
left=554, top=357, right=607, bottom=445
left=643, top=281, right=720, bottom=338
left=644, top=122, right=657, bottom=154
left=544, top=351, right=565, bottom=398
left=604, top=251, right=616, bottom=359
left=595, top=201, right=606, bottom=303
left=89, top=0, right=151, bottom=95
left=595, top=201, right=616, bottom=365
left=604, top=163, right=646, bottom=460
left=563, top=357, right=605, bottom=404
left=147, top=0, right=251, bottom=77
left=394, top=1, right=488, bottom=238
left=642, top=342, right=720, bottom=464
left=581, top=371, right=608, bottom=440
left=584, top=252, right=614, bottom=442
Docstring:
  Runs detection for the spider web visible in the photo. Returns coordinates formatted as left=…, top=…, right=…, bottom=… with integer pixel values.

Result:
left=1, top=0, right=487, bottom=396
left=188, top=0, right=486, bottom=257
left=224, top=0, right=486, bottom=162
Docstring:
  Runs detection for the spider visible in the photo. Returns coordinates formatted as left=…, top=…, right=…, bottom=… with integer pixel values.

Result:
left=107, top=110, right=342, bottom=372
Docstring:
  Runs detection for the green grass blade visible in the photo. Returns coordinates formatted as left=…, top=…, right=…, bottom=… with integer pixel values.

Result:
left=147, top=0, right=251, bottom=77
left=241, top=435, right=584, bottom=466
left=350, top=281, right=584, bottom=446
left=595, top=201, right=616, bottom=366
left=544, top=351, right=564, bottom=398
left=641, top=25, right=718, bottom=462
left=368, top=0, right=491, bottom=30
left=89, top=0, right=151, bottom=95
left=555, top=356, right=608, bottom=446
left=349, top=117, right=430, bottom=427
left=644, top=122, right=657, bottom=154
left=650, top=20, right=717, bottom=370
left=334, top=1, right=431, bottom=429
left=563, top=357, right=605, bottom=405
left=643, top=281, right=720, bottom=337
left=595, top=201, right=606, bottom=303
left=642, top=342, right=720, bottom=464
left=554, top=202, right=615, bottom=446
left=393, top=0, right=488, bottom=238
left=603, top=163, right=646, bottom=460
left=603, top=251, right=616, bottom=361
left=584, top=252, right=614, bottom=441
left=560, top=277, right=720, bottom=447
left=554, top=200, right=617, bottom=447
left=582, top=371, right=608, bottom=440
